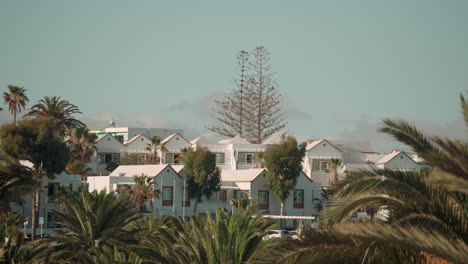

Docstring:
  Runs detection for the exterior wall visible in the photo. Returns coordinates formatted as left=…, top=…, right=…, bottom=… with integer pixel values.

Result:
left=203, top=144, right=232, bottom=171
left=304, top=142, right=342, bottom=180
left=383, top=153, right=423, bottom=170
left=100, top=127, right=182, bottom=142
left=10, top=173, right=82, bottom=236
left=96, top=134, right=125, bottom=153
left=88, top=175, right=113, bottom=192
left=163, top=135, right=191, bottom=152
left=249, top=172, right=322, bottom=227
left=125, top=135, right=152, bottom=154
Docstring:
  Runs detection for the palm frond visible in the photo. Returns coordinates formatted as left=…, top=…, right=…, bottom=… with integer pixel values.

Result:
left=335, top=223, right=468, bottom=264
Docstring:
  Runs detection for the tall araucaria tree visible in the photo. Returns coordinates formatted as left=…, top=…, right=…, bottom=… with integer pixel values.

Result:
left=244, top=46, right=286, bottom=143
left=182, top=147, right=221, bottom=215
left=24, top=96, right=85, bottom=136
left=210, top=47, right=286, bottom=143
left=209, top=50, right=249, bottom=138
left=0, top=117, right=69, bottom=240
left=3, top=85, right=29, bottom=126
left=263, top=136, right=306, bottom=216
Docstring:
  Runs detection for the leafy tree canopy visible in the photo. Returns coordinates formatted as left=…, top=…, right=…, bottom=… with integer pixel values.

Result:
left=0, top=117, right=69, bottom=178
left=263, top=136, right=306, bottom=203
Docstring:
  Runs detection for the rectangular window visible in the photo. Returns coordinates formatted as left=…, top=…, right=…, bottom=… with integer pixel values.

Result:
left=213, top=153, right=225, bottom=164
left=258, top=190, right=269, bottom=210
left=47, top=183, right=60, bottom=199
left=312, top=160, right=330, bottom=172
left=47, top=212, right=61, bottom=228
left=238, top=152, right=255, bottom=164
left=99, top=153, right=120, bottom=164
left=293, top=189, right=304, bottom=209
left=234, top=190, right=249, bottom=199
left=162, top=186, right=173, bottom=206
left=166, top=153, right=182, bottom=165
left=217, top=190, right=227, bottom=202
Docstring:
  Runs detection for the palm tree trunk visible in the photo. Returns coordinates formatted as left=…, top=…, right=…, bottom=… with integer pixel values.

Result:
left=13, top=110, right=17, bottom=126
left=280, top=200, right=285, bottom=216
left=139, top=200, right=145, bottom=214
left=31, top=189, right=40, bottom=241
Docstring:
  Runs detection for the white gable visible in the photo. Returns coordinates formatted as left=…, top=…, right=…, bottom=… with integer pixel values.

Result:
left=163, top=133, right=191, bottom=152
left=125, top=134, right=152, bottom=153
left=307, top=139, right=341, bottom=158
left=95, top=134, right=124, bottom=152
left=110, top=164, right=171, bottom=177
left=383, top=152, right=420, bottom=170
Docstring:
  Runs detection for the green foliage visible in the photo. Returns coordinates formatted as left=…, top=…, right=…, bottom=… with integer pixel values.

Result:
left=263, top=136, right=305, bottom=214
left=135, top=209, right=276, bottom=264
left=66, top=127, right=97, bottom=178
left=230, top=197, right=257, bottom=213
left=0, top=212, right=29, bottom=263
left=0, top=156, right=35, bottom=211
left=182, top=147, right=221, bottom=213
left=0, top=117, right=69, bottom=178
left=24, top=96, right=84, bottom=136
left=128, top=175, right=160, bottom=213
left=144, top=136, right=166, bottom=164
left=2, top=85, right=29, bottom=125
left=35, top=188, right=141, bottom=263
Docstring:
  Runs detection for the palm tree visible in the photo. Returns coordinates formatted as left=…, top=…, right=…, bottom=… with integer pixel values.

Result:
left=67, top=126, right=97, bottom=180
left=309, top=94, right=468, bottom=263
left=0, top=212, right=30, bottom=263
left=3, top=85, right=29, bottom=125
left=326, top=158, right=342, bottom=186
left=128, top=175, right=160, bottom=214
left=144, top=136, right=166, bottom=164
left=25, top=96, right=84, bottom=136
left=135, top=209, right=277, bottom=264
left=0, top=156, right=35, bottom=212
left=260, top=226, right=423, bottom=264
left=35, top=188, right=141, bottom=263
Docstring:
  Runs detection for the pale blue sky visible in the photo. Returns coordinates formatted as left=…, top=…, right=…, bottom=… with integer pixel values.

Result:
left=1, top=0, right=467, bottom=150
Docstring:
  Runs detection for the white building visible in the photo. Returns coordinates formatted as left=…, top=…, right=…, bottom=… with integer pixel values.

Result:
left=91, top=126, right=182, bottom=143
left=10, top=170, right=82, bottom=236
left=88, top=164, right=323, bottom=228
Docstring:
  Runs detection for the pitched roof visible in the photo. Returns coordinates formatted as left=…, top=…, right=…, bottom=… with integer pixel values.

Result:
left=377, top=151, right=404, bottom=164
left=262, top=133, right=285, bottom=145
left=221, top=168, right=266, bottom=182
left=306, top=139, right=341, bottom=152
left=190, top=136, right=213, bottom=145
left=329, top=140, right=376, bottom=153
left=95, top=133, right=125, bottom=146
left=374, top=151, right=417, bottom=165
left=161, top=132, right=191, bottom=145
left=124, top=133, right=151, bottom=145
left=262, top=132, right=310, bottom=145
left=109, top=164, right=171, bottom=177
left=366, top=154, right=387, bottom=164
left=218, top=135, right=250, bottom=145
left=171, top=165, right=185, bottom=174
